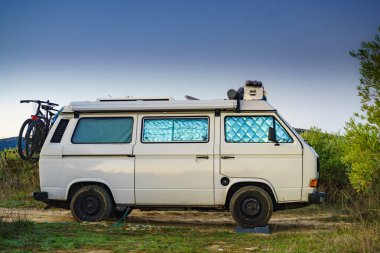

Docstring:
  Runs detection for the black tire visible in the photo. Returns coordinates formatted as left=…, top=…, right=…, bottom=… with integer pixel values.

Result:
left=18, top=119, right=33, bottom=160
left=70, top=185, right=113, bottom=222
left=229, top=186, right=273, bottom=228
left=25, top=120, right=46, bottom=163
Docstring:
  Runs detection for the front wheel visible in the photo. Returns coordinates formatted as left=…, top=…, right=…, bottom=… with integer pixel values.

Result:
left=70, top=185, right=113, bottom=222
left=230, top=186, right=273, bottom=228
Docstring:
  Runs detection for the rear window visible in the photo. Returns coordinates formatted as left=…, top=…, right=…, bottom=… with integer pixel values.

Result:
left=72, top=117, right=133, bottom=144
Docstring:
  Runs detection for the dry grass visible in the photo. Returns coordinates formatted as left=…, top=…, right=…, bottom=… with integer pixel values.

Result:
left=333, top=224, right=380, bottom=253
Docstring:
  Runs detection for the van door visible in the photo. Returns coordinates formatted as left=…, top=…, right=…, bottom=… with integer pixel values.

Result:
left=62, top=115, right=136, bottom=204
left=134, top=113, right=215, bottom=205
left=220, top=112, right=303, bottom=202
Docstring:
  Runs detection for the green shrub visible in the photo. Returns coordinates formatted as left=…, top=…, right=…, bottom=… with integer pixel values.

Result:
left=0, top=149, right=40, bottom=205
left=343, top=120, right=380, bottom=192
left=301, top=128, right=351, bottom=204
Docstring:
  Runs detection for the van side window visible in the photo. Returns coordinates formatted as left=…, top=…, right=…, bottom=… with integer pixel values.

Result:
left=72, top=118, right=133, bottom=144
left=142, top=117, right=209, bottom=143
left=225, top=116, right=292, bottom=143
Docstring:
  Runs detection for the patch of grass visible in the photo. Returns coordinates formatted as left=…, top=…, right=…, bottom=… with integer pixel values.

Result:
left=0, top=191, right=45, bottom=208
left=0, top=217, right=33, bottom=240
left=0, top=221, right=379, bottom=253
left=0, top=149, right=43, bottom=208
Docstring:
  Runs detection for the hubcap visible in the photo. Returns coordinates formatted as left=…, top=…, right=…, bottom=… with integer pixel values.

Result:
left=82, top=196, right=100, bottom=215
left=241, top=198, right=261, bottom=217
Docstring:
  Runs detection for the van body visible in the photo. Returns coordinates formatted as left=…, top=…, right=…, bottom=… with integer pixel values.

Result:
left=34, top=90, right=325, bottom=227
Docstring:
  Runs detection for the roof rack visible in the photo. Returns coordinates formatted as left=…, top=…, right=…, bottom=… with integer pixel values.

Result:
left=63, top=80, right=275, bottom=113
left=69, top=99, right=238, bottom=112
left=97, top=96, right=174, bottom=102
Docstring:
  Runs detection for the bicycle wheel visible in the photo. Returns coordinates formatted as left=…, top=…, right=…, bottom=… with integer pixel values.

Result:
left=17, top=118, right=33, bottom=160
left=25, top=120, right=46, bottom=163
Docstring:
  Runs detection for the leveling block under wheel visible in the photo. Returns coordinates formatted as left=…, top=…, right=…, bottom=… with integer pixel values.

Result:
left=235, top=225, right=271, bottom=234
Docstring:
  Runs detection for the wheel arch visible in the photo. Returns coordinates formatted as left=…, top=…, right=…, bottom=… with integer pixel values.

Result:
left=66, top=179, right=116, bottom=204
left=225, top=180, right=278, bottom=211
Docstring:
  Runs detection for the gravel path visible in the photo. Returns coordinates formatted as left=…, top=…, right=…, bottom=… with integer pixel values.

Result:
left=0, top=207, right=350, bottom=233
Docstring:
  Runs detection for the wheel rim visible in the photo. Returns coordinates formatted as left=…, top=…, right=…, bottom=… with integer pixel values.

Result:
left=82, top=196, right=101, bottom=216
left=241, top=197, right=261, bottom=217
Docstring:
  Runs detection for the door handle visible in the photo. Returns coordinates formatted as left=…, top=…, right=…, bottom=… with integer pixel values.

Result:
left=221, top=156, right=235, bottom=159
left=196, top=155, right=209, bottom=159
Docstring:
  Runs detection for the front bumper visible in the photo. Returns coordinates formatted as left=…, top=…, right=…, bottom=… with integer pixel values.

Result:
left=33, top=191, right=48, bottom=202
left=308, top=192, right=325, bottom=204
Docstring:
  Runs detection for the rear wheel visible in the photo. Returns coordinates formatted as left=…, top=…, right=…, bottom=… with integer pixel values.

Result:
left=70, top=185, right=113, bottom=222
left=229, top=186, right=273, bottom=228
left=25, top=120, right=46, bottom=163
left=18, top=119, right=33, bottom=160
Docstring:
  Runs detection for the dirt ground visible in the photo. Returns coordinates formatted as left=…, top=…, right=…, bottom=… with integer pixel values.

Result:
left=0, top=207, right=351, bottom=233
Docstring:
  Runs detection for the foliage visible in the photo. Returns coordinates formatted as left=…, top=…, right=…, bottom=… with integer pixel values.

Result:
left=301, top=128, right=351, bottom=203
left=0, top=149, right=41, bottom=208
left=344, top=27, right=380, bottom=192
left=343, top=120, right=380, bottom=191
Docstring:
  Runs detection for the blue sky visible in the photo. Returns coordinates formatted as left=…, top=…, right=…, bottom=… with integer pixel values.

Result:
left=0, top=0, right=379, bottom=137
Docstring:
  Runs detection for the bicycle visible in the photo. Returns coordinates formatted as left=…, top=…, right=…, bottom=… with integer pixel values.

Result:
left=18, top=100, right=59, bottom=162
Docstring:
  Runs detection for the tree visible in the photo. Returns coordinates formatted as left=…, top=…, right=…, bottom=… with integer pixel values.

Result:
left=344, top=27, right=380, bottom=192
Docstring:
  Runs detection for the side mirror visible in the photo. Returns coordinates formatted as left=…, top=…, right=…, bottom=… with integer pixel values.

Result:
left=268, top=127, right=277, bottom=143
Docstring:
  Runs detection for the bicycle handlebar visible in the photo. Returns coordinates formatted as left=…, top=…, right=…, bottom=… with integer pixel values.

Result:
left=20, top=100, right=59, bottom=107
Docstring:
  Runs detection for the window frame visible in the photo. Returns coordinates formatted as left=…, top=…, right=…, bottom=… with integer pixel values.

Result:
left=141, top=116, right=210, bottom=144
left=71, top=117, right=134, bottom=144
left=224, top=115, right=294, bottom=144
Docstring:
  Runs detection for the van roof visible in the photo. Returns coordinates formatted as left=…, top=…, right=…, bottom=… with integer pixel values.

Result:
left=97, top=96, right=174, bottom=102
left=63, top=98, right=276, bottom=113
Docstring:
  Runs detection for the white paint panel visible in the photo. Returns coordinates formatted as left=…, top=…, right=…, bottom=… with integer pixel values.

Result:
left=137, top=190, right=214, bottom=205
left=134, top=113, right=215, bottom=205
left=40, top=114, right=137, bottom=204
left=220, top=112, right=303, bottom=202
left=135, top=155, right=213, bottom=188
left=40, top=156, right=135, bottom=204
left=63, top=144, right=133, bottom=156
left=63, top=157, right=135, bottom=203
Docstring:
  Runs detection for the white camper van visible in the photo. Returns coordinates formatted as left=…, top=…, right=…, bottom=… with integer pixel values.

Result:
left=33, top=81, right=325, bottom=228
